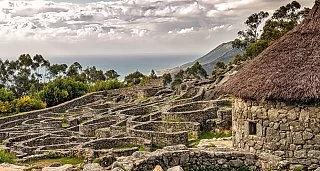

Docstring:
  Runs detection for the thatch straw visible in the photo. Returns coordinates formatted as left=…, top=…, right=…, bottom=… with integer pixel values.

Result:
left=222, top=0, right=320, bottom=103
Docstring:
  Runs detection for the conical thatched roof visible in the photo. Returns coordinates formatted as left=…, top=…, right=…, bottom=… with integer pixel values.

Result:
left=222, top=1, right=320, bottom=103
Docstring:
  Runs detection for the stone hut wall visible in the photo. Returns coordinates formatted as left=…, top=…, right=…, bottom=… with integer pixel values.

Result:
left=233, top=98, right=320, bottom=170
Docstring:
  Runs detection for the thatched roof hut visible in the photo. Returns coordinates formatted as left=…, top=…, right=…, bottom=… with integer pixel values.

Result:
left=222, top=0, right=320, bottom=103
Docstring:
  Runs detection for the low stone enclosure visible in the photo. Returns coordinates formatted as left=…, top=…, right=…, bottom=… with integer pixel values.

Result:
left=1, top=78, right=315, bottom=170
left=114, top=145, right=285, bottom=171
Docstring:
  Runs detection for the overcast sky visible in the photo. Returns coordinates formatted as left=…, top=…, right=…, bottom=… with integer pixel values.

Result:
left=0, top=0, right=314, bottom=58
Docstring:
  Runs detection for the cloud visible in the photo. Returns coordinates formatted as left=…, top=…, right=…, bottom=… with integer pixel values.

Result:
left=0, top=0, right=315, bottom=57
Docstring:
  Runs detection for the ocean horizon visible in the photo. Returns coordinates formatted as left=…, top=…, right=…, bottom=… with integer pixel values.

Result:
left=47, top=54, right=198, bottom=79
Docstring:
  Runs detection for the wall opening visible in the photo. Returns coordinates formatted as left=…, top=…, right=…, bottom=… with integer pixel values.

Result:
left=249, top=122, right=257, bottom=135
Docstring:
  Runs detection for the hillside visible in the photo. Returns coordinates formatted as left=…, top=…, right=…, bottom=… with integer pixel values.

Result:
left=164, top=41, right=242, bottom=75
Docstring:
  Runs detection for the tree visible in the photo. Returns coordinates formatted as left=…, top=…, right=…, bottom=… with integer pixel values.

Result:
left=149, top=69, right=157, bottom=79
left=105, top=69, right=120, bottom=80
left=66, top=62, right=82, bottom=77
left=175, top=70, right=185, bottom=80
left=49, top=64, right=68, bottom=80
left=261, top=1, right=307, bottom=43
left=232, top=1, right=308, bottom=63
left=215, top=61, right=226, bottom=70
left=84, top=66, right=106, bottom=83
left=233, top=11, right=269, bottom=49
left=124, top=71, right=145, bottom=84
left=162, top=73, right=172, bottom=86
left=185, top=62, right=208, bottom=79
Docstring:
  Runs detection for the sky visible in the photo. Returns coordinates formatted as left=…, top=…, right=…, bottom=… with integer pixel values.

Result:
left=0, top=0, right=315, bottom=58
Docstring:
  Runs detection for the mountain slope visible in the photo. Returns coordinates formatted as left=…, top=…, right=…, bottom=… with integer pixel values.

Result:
left=165, top=41, right=242, bottom=75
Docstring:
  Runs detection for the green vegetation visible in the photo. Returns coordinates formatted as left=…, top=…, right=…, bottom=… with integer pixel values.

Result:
left=124, top=71, right=146, bottom=85
left=0, top=88, right=46, bottom=116
left=208, top=1, right=309, bottom=83
left=92, top=158, right=100, bottom=163
left=0, top=149, right=16, bottom=164
left=162, top=72, right=172, bottom=86
left=38, top=77, right=88, bottom=107
left=61, top=122, right=70, bottom=128
left=151, top=144, right=163, bottom=152
left=171, top=62, right=207, bottom=89
left=80, top=119, right=88, bottom=123
left=232, top=1, right=308, bottom=63
left=185, top=62, right=208, bottom=79
left=149, top=69, right=157, bottom=79
left=188, top=130, right=232, bottom=148
left=89, top=79, right=125, bottom=92
left=293, top=165, right=304, bottom=171
left=25, top=157, right=84, bottom=167
left=0, top=54, right=160, bottom=116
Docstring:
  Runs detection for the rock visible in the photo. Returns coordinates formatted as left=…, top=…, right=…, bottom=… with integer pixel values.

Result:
left=163, top=145, right=187, bottom=151
left=111, top=161, right=122, bottom=169
left=315, top=167, right=320, bottom=171
left=112, top=167, right=125, bottom=171
left=100, top=155, right=116, bottom=167
left=49, top=162, right=62, bottom=167
left=83, top=163, right=103, bottom=171
left=132, top=151, right=151, bottom=159
left=303, top=131, right=314, bottom=140
left=167, top=166, right=184, bottom=171
left=153, top=165, right=164, bottom=171
left=0, top=163, right=31, bottom=171
left=42, top=164, right=73, bottom=171
left=294, top=150, right=307, bottom=159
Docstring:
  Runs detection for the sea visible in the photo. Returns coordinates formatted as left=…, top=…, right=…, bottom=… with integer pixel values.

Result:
left=48, top=54, right=198, bottom=80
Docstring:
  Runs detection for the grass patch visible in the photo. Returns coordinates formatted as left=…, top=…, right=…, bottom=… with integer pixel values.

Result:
left=80, top=119, right=88, bottom=123
left=55, top=114, right=64, bottom=118
left=61, top=122, right=70, bottom=128
left=24, top=157, right=84, bottom=167
left=219, top=104, right=232, bottom=108
left=188, top=130, right=231, bottom=148
left=0, top=149, right=16, bottom=164
left=151, top=144, right=164, bottom=152
left=136, top=96, right=149, bottom=103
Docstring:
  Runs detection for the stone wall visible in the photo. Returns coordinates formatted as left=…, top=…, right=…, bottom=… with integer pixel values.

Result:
left=81, top=137, right=151, bottom=151
left=233, top=98, right=320, bottom=170
left=128, top=121, right=200, bottom=146
left=115, top=145, right=283, bottom=171
left=0, top=91, right=107, bottom=127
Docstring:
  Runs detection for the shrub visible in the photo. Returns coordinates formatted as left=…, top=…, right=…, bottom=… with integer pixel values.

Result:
left=89, top=79, right=125, bottom=92
left=13, top=96, right=46, bottom=113
left=0, top=149, right=16, bottom=164
left=0, top=88, right=15, bottom=102
left=38, top=77, right=88, bottom=106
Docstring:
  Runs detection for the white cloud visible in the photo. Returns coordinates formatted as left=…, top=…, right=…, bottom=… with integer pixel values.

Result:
left=0, top=0, right=315, bottom=57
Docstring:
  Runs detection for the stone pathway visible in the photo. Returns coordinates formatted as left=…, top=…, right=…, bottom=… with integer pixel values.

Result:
left=197, top=137, right=232, bottom=148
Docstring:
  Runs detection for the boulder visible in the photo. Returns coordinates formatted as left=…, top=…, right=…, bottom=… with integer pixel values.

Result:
left=42, top=164, right=73, bottom=171
left=153, top=165, right=164, bottom=171
left=163, top=145, right=187, bottom=151
left=0, top=163, right=31, bottom=171
left=99, top=155, right=116, bottom=167
left=83, top=163, right=103, bottom=171
left=167, top=166, right=184, bottom=171
left=48, top=162, right=62, bottom=167
left=112, top=167, right=125, bottom=171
